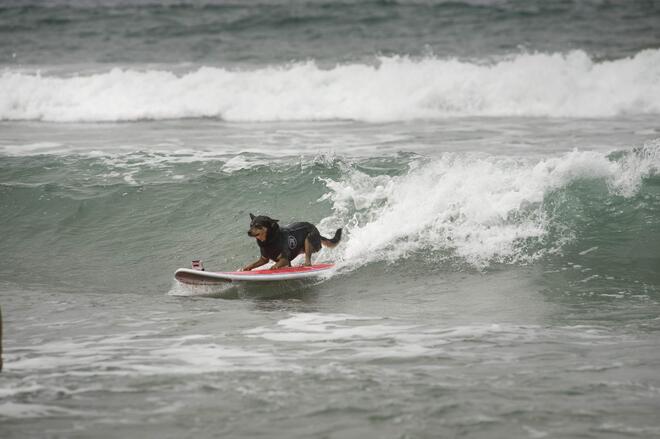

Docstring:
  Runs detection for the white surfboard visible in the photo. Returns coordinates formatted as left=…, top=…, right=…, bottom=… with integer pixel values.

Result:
left=174, top=263, right=335, bottom=285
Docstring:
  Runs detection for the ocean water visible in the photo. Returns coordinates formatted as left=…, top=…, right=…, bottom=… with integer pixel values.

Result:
left=1, top=1, right=660, bottom=438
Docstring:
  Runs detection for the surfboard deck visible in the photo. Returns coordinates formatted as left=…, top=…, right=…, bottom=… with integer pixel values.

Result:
left=175, top=263, right=335, bottom=285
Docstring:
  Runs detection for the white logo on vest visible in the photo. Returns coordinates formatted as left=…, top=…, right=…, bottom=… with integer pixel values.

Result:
left=288, top=235, right=297, bottom=249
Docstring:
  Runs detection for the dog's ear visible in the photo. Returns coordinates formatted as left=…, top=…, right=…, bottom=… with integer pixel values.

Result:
left=271, top=218, right=279, bottom=223
left=249, top=213, right=255, bottom=220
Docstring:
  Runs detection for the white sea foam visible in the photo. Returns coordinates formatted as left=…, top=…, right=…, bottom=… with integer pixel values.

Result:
left=244, top=313, right=619, bottom=363
left=2, top=50, right=659, bottom=122
left=0, top=141, right=65, bottom=155
left=245, top=313, right=415, bottom=343
left=320, top=143, right=659, bottom=268
left=7, top=332, right=285, bottom=377
left=246, top=313, right=525, bottom=345
left=0, top=402, right=83, bottom=419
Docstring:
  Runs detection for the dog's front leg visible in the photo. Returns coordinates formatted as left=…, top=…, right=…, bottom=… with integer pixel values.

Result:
left=242, top=256, right=268, bottom=271
left=271, top=256, right=290, bottom=270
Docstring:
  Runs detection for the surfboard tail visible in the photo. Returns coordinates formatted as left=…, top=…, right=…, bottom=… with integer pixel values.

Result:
left=321, top=228, right=342, bottom=247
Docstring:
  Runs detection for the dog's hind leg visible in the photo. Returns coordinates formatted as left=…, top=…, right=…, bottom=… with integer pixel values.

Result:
left=303, top=237, right=314, bottom=266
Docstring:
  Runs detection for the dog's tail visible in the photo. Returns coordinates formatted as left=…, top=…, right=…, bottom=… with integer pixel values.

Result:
left=321, top=228, right=342, bottom=248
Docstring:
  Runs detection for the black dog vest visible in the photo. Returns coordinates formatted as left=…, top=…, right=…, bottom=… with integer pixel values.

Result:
left=258, top=222, right=321, bottom=262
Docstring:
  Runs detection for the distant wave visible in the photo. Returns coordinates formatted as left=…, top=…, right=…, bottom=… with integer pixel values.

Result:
left=2, top=49, right=660, bottom=122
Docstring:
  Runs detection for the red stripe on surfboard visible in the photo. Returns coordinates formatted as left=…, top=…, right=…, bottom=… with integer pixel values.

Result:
left=222, top=263, right=334, bottom=276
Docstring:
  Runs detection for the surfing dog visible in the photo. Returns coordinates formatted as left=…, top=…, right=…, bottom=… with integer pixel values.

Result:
left=242, top=214, right=342, bottom=271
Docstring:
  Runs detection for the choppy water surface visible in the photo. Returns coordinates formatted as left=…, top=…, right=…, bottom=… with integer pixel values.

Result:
left=1, top=1, right=660, bottom=438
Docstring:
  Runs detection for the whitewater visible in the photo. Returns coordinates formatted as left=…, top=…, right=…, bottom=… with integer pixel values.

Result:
left=2, top=49, right=660, bottom=122
left=320, top=144, right=660, bottom=269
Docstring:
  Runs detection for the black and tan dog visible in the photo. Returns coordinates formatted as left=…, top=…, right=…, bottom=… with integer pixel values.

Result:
left=242, top=214, right=342, bottom=271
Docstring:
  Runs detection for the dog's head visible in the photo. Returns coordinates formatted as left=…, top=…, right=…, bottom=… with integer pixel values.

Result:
left=247, top=213, right=279, bottom=242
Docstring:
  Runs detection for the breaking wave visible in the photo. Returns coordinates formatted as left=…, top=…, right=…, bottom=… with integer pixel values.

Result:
left=2, top=49, right=660, bottom=122
left=0, top=141, right=658, bottom=289
left=320, top=142, right=660, bottom=268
